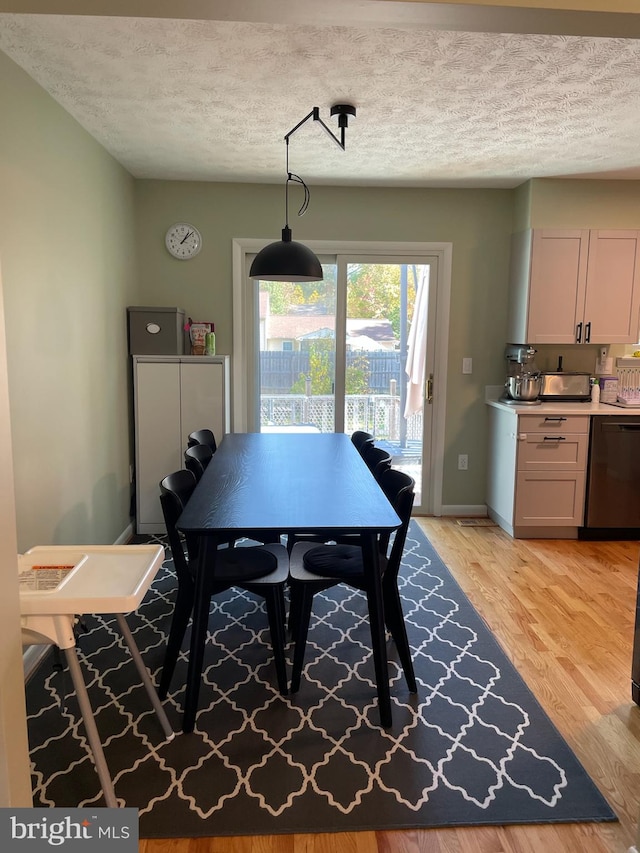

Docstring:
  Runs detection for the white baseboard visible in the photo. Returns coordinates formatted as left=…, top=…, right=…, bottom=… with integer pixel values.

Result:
left=440, top=505, right=488, bottom=517
left=114, top=523, right=134, bottom=545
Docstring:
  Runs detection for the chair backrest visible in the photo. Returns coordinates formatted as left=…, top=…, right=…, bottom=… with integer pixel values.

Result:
left=184, top=444, right=213, bottom=481
left=350, top=430, right=374, bottom=456
left=159, top=469, right=198, bottom=579
left=377, top=468, right=415, bottom=573
left=187, top=428, right=217, bottom=453
left=362, top=444, right=392, bottom=480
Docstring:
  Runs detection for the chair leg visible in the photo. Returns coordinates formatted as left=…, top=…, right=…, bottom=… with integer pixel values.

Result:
left=382, top=579, right=417, bottom=693
left=264, top=585, right=288, bottom=696
left=287, top=581, right=302, bottom=637
left=289, top=583, right=316, bottom=694
left=158, top=582, right=194, bottom=699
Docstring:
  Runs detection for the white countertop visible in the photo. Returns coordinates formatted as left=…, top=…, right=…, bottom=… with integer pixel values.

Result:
left=486, top=397, right=640, bottom=415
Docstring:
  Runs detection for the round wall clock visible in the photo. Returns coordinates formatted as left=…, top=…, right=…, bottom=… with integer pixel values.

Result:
left=165, top=222, right=202, bottom=259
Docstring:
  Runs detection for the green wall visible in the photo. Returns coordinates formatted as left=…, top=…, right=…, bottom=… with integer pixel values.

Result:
left=0, top=50, right=138, bottom=551
left=529, top=178, right=640, bottom=227
left=135, top=181, right=515, bottom=507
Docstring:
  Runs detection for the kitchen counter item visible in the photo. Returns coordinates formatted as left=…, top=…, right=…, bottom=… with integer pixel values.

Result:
left=506, top=373, right=542, bottom=401
left=606, top=399, right=640, bottom=408
left=539, top=371, right=591, bottom=401
left=599, top=375, right=619, bottom=404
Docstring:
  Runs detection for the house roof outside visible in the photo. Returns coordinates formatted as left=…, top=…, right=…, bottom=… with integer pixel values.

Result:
left=265, top=314, right=396, bottom=346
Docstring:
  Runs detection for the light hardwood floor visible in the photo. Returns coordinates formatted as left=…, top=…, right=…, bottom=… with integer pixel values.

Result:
left=140, top=520, right=640, bottom=853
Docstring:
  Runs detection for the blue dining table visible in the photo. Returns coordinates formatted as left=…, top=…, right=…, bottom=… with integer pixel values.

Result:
left=177, top=431, right=401, bottom=732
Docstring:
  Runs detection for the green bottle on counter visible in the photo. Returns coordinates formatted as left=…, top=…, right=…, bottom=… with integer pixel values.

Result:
left=205, top=329, right=216, bottom=356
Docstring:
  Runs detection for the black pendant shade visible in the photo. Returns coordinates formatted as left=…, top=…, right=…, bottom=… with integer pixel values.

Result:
left=249, top=227, right=323, bottom=282
left=249, top=104, right=355, bottom=283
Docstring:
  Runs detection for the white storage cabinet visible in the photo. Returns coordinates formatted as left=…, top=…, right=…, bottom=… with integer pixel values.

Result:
left=133, top=356, right=230, bottom=533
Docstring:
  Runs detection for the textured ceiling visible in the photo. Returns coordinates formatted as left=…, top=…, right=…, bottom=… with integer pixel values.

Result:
left=2, top=10, right=640, bottom=188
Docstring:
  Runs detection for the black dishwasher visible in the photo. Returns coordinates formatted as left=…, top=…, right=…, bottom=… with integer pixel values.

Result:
left=583, top=415, right=640, bottom=536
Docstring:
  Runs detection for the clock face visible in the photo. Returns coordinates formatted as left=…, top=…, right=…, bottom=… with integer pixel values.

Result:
left=165, top=222, right=202, bottom=259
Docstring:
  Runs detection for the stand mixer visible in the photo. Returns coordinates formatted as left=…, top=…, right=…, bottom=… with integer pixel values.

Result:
left=501, top=344, right=542, bottom=405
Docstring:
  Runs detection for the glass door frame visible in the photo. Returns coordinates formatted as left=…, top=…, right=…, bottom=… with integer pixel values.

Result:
left=232, top=239, right=452, bottom=515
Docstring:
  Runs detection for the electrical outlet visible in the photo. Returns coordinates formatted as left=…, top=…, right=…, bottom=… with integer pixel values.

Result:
left=458, top=454, right=468, bottom=470
left=462, top=357, right=472, bottom=374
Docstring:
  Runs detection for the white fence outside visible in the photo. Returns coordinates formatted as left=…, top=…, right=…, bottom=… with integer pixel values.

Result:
left=260, top=394, right=423, bottom=443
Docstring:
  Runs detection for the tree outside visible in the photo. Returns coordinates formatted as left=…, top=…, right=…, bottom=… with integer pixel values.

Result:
left=261, top=263, right=422, bottom=395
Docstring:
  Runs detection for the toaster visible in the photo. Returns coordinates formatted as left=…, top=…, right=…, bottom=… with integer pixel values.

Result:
left=539, top=372, right=592, bottom=401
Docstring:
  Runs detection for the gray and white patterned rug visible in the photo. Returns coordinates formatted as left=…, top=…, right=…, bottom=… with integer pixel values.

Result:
left=24, top=522, right=616, bottom=837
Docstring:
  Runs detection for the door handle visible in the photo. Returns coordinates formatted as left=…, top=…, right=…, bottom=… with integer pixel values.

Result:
left=585, top=321, right=591, bottom=343
left=576, top=322, right=582, bottom=343
left=426, top=374, right=433, bottom=404
left=543, top=436, right=566, bottom=441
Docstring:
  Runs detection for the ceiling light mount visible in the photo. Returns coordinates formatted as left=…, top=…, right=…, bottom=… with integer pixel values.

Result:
left=249, top=104, right=357, bottom=282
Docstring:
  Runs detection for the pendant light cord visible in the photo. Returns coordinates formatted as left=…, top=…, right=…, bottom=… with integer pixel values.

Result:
left=285, top=137, right=310, bottom=229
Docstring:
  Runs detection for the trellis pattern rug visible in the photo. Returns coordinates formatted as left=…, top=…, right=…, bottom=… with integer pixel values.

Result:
left=24, top=523, right=616, bottom=837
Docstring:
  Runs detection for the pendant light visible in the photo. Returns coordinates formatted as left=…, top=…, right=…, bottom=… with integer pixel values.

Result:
left=249, top=105, right=356, bottom=283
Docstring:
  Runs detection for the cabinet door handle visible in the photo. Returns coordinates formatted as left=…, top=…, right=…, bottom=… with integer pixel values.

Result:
left=544, top=416, right=567, bottom=422
left=543, top=436, right=566, bottom=441
left=585, top=321, right=591, bottom=343
left=576, top=322, right=582, bottom=343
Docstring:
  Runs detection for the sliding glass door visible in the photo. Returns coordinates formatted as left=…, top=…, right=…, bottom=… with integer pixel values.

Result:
left=340, top=259, right=434, bottom=508
left=251, top=253, right=438, bottom=512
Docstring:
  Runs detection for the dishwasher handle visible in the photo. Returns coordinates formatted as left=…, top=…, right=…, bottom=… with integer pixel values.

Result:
left=601, top=422, right=640, bottom=431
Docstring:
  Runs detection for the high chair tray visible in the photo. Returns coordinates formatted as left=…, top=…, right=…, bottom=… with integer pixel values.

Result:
left=19, top=544, right=165, bottom=615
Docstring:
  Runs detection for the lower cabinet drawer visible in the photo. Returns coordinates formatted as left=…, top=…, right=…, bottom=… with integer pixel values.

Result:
left=519, top=414, right=590, bottom=434
left=515, top=471, right=586, bottom=526
left=517, top=433, right=588, bottom=471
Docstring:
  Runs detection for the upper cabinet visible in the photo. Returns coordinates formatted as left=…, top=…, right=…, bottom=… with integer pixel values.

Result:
left=507, top=229, right=640, bottom=345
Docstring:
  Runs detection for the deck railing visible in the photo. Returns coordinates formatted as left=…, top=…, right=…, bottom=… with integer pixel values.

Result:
left=260, top=394, right=423, bottom=442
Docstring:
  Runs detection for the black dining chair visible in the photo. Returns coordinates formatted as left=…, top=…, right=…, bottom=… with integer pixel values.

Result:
left=350, top=430, right=374, bottom=456
left=288, top=467, right=417, bottom=696
left=361, top=444, right=393, bottom=480
left=187, top=428, right=217, bottom=454
left=157, top=469, right=289, bottom=699
left=184, top=444, right=213, bottom=482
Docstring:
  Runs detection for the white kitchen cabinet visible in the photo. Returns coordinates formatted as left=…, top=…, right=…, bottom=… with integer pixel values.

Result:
left=508, top=229, right=640, bottom=345
left=486, top=408, right=588, bottom=538
left=133, top=356, right=230, bottom=533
